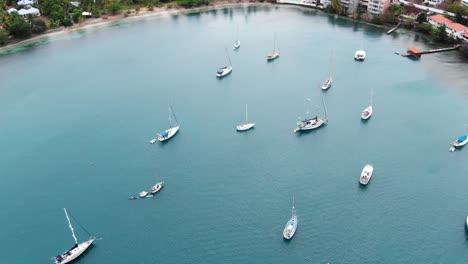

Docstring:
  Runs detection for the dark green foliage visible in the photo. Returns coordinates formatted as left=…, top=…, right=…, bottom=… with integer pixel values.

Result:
left=0, top=29, right=8, bottom=45
left=105, top=0, right=123, bottom=15
left=31, top=18, right=47, bottom=33
left=416, top=12, right=427, bottom=24
left=388, top=4, right=405, bottom=16
left=176, top=0, right=211, bottom=8
left=327, top=0, right=346, bottom=15
left=8, top=12, right=31, bottom=38
left=371, top=14, right=399, bottom=25
left=415, top=23, right=432, bottom=34
left=40, top=0, right=75, bottom=27
left=73, top=8, right=83, bottom=23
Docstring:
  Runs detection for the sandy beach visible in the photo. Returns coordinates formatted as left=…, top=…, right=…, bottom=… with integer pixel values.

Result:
left=0, top=1, right=267, bottom=52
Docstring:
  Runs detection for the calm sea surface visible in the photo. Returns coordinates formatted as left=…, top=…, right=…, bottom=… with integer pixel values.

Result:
left=2, top=4, right=468, bottom=263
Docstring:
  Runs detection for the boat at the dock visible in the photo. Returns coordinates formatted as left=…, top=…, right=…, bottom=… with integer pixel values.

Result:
left=359, top=164, right=374, bottom=185
left=158, top=105, right=180, bottom=142
left=294, top=96, right=328, bottom=133
left=150, top=182, right=164, bottom=194
left=236, top=104, right=255, bottom=131
left=139, top=191, right=149, bottom=198
left=267, top=33, right=280, bottom=61
left=53, top=208, right=95, bottom=264
left=450, top=135, right=468, bottom=151
left=354, top=50, right=366, bottom=61
left=217, top=48, right=233, bottom=77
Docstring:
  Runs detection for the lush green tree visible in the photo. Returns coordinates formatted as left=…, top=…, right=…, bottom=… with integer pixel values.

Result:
left=388, top=4, right=405, bottom=16
left=40, top=0, right=75, bottom=27
left=416, top=23, right=432, bottom=34
left=0, top=29, right=8, bottom=45
left=8, top=13, right=32, bottom=38
left=176, top=0, right=211, bottom=7
left=73, top=8, right=83, bottom=23
left=31, top=18, right=47, bottom=33
left=328, top=0, right=345, bottom=15
left=416, top=12, right=427, bottom=24
left=105, top=0, right=123, bottom=15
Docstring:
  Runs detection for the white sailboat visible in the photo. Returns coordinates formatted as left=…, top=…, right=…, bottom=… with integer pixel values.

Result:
left=216, top=48, right=233, bottom=77
left=236, top=104, right=255, bottom=131
left=361, top=87, right=373, bottom=120
left=233, top=25, right=240, bottom=50
left=359, top=164, right=374, bottom=185
left=321, top=52, right=333, bottom=90
left=283, top=199, right=297, bottom=240
left=150, top=181, right=164, bottom=194
left=267, top=33, right=280, bottom=61
left=294, top=95, right=328, bottom=133
left=53, top=209, right=95, bottom=264
left=157, top=105, right=180, bottom=142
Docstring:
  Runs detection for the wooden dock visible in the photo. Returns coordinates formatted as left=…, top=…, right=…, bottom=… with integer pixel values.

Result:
left=402, top=44, right=461, bottom=59
left=386, top=22, right=401, bottom=35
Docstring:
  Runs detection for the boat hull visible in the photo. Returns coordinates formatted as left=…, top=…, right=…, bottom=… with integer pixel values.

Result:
left=354, top=50, right=366, bottom=61
left=267, top=52, right=280, bottom=61
left=294, top=118, right=326, bottom=133
left=283, top=215, right=298, bottom=240
left=233, top=40, right=240, bottom=50
left=55, top=239, right=95, bottom=264
left=236, top=123, right=255, bottom=131
left=150, top=182, right=164, bottom=194
left=453, top=138, right=468, bottom=147
left=359, top=164, right=374, bottom=185
left=321, top=78, right=332, bottom=90
left=361, top=106, right=373, bottom=120
left=158, top=126, right=180, bottom=142
left=216, top=66, right=233, bottom=77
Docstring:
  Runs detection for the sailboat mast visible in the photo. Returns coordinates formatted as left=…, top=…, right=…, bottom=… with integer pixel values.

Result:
left=370, top=86, right=373, bottom=106
left=225, top=48, right=232, bottom=66
left=306, top=98, right=311, bottom=117
left=321, top=93, right=328, bottom=118
left=64, top=208, right=78, bottom=245
left=169, top=105, right=178, bottom=126
left=245, top=104, right=248, bottom=123
left=273, top=33, right=276, bottom=51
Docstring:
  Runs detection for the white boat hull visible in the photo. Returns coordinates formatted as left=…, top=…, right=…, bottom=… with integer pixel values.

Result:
left=233, top=40, right=240, bottom=50
left=355, top=50, right=366, bottom=61
left=54, top=239, right=95, bottom=264
left=452, top=138, right=468, bottom=147
left=236, top=123, right=255, bottom=131
left=283, top=215, right=298, bottom=240
left=139, top=191, right=148, bottom=198
left=361, top=106, right=373, bottom=120
left=150, top=182, right=164, bottom=194
left=321, top=77, right=332, bottom=90
left=294, top=118, right=326, bottom=133
left=359, top=164, right=374, bottom=185
left=158, top=126, right=180, bottom=142
left=267, top=51, right=280, bottom=61
left=216, top=66, right=232, bottom=77
left=466, top=216, right=468, bottom=229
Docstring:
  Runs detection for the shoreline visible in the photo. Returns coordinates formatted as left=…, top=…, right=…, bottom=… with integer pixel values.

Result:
left=0, top=1, right=268, bottom=52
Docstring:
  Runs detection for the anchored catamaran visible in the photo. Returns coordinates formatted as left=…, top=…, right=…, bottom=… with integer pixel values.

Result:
left=53, top=209, right=95, bottom=264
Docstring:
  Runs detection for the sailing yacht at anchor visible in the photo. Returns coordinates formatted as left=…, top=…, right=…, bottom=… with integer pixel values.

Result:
left=294, top=95, right=328, bottom=133
left=53, top=208, right=96, bottom=264
left=157, top=105, right=180, bottom=142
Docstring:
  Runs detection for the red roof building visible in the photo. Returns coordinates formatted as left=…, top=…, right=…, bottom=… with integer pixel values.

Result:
left=428, top=15, right=468, bottom=40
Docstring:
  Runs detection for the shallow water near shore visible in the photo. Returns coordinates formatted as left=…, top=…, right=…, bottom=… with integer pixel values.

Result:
left=1, top=4, right=468, bottom=263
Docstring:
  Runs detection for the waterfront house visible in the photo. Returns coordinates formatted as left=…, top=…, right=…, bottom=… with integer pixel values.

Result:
left=367, top=0, right=391, bottom=15
left=463, top=32, right=468, bottom=41
left=321, top=0, right=359, bottom=14
left=7, top=8, right=18, bottom=14
left=462, top=0, right=468, bottom=6
left=429, top=14, right=468, bottom=40
left=17, top=7, right=40, bottom=17
left=424, top=0, right=444, bottom=7
left=17, top=0, right=35, bottom=5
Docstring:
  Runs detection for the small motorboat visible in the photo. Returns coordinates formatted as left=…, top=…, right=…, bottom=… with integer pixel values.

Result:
left=139, top=191, right=149, bottom=198
left=450, top=135, right=468, bottom=151
left=233, top=40, right=240, bottom=50
left=146, top=194, right=154, bottom=198
left=150, top=181, right=164, bottom=194
left=149, top=139, right=157, bottom=144
left=395, top=51, right=400, bottom=55
left=361, top=106, right=373, bottom=120
left=359, top=164, right=374, bottom=185
left=216, top=66, right=233, bottom=78
left=267, top=51, right=280, bottom=61
left=129, top=196, right=138, bottom=200
left=321, top=77, right=332, bottom=90
left=354, top=50, right=366, bottom=61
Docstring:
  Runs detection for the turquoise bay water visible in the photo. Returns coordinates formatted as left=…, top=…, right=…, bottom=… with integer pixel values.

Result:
left=2, top=4, right=468, bottom=263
